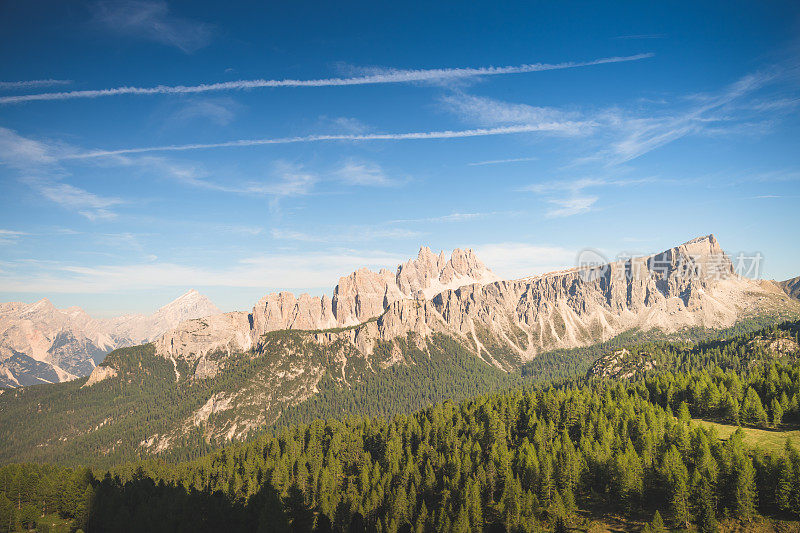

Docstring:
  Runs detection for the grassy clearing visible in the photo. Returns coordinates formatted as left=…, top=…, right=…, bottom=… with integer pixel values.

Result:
left=692, top=418, right=800, bottom=454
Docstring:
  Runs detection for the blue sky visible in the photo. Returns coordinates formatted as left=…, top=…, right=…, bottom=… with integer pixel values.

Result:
left=1, top=1, right=799, bottom=316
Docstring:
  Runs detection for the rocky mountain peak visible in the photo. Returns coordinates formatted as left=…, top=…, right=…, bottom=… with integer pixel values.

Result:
left=1, top=290, right=221, bottom=387
left=19, top=298, right=57, bottom=318
left=675, top=234, right=724, bottom=258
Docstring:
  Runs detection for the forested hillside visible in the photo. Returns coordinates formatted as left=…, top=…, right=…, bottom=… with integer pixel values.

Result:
left=1, top=321, right=799, bottom=531
left=1, top=358, right=800, bottom=532
left=0, top=317, right=795, bottom=469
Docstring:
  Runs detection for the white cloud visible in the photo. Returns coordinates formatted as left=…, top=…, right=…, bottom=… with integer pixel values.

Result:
left=523, top=176, right=657, bottom=217
left=444, top=70, right=790, bottom=167
left=442, top=93, right=586, bottom=133
left=0, top=79, right=71, bottom=90
left=389, top=211, right=514, bottom=224
left=0, top=250, right=407, bottom=294
left=166, top=97, right=238, bottom=126
left=544, top=196, right=598, bottom=218
left=271, top=226, right=421, bottom=243
left=66, top=124, right=576, bottom=159
left=0, top=53, right=654, bottom=105
left=600, top=72, right=776, bottom=164
left=334, top=159, right=398, bottom=186
left=472, top=243, right=577, bottom=279
left=24, top=178, right=123, bottom=220
left=92, top=0, right=213, bottom=53
left=0, top=127, right=59, bottom=167
left=114, top=155, right=318, bottom=200
left=524, top=176, right=658, bottom=194
left=0, top=127, right=126, bottom=220
left=317, top=116, right=370, bottom=134
left=249, top=163, right=317, bottom=198
left=467, top=157, right=537, bottom=166
left=0, top=229, right=27, bottom=245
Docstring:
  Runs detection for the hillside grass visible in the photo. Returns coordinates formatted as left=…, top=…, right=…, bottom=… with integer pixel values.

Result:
left=692, top=418, right=800, bottom=454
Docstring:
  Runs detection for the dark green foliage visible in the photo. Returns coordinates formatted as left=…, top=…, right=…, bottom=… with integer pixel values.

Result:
left=2, top=356, right=800, bottom=531
left=1, top=318, right=799, bottom=471
left=1, top=319, right=800, bottom=532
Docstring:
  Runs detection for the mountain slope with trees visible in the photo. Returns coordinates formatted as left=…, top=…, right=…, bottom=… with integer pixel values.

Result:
left=2, top=333, right=800, bottom=531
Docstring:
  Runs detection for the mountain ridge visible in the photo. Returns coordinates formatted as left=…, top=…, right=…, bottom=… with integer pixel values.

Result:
left=2, top=234, right=799, bottom=464
left=0, top=289, right=220, bottom=387
left=155, top=234, right=798, bottom=374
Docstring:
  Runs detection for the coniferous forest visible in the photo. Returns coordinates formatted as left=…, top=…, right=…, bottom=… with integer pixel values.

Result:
left=0, top=321, right=800, bottom=531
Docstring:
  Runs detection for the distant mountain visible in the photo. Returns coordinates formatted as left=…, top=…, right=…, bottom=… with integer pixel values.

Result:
left=778, top=274, right=800, bottom=301
left=155, top=247, right=497, bottom=363
left=158, top=235, right=797, bottom=371
left=0, top=290, right=220, bottom=387
left=143, top=235, right=798, bottom=443
left=1, top=235, right=798, bottom=466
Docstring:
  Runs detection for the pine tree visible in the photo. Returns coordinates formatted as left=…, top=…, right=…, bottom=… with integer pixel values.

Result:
left=692, top=473, right=718, bottom=533
left=741, top=387, right=767, bottom=427
left=661, top=446, right=690, bottom=528
left=771, top=398, right=784, bottom=427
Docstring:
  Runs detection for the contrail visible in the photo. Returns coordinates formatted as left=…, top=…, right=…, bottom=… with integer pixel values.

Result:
left=1, top=53, right=653, bottom=105
left=0, top=79, right=71, bottom=90
left=66, top=123, right=590, bottom=159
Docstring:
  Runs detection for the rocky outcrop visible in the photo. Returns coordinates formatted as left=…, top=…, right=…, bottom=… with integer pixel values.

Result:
left=82, top=365, right=118, bottom=387
left=154, top=312, right=252, bottom=365
left=156, top=235, right=800, bottom=371
left=587, top=349, right=656, bottom=380
left=0, top=290, right=220, bottom=387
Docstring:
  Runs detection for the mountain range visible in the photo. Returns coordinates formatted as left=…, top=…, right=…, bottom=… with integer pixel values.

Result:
left=154, top=234, right=797, bottom=375
left=0, top=290, right=220, bottom=387
left=1, top=234, right=799, bottom=466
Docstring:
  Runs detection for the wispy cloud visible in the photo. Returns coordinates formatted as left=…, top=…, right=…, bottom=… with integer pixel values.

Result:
left=523, top=176, right=658, bottom=194
left=0, top=53, right=654, bottom=105
left=165, top=97, right=239, bottom=126
left=524, top=176, right=656, bottom=217
left=601, top=71, right=777, bottom=164
left=544, top=196, right=598, bottom=218
left=0, top=230, right=27, bottom=245
left=613, top=34, right=666, bottom=40
left=334, top=159, right=399, bottom=186
left=92, top=0, right=213, bottom=53
left=472, top=242, right=577, bottom=279
left=65, top=124, right=584, bottom=159
left=271, top=226, right=421, bottom=243
left=446, top=70, right=792, bottom=166
left=24, top=178, right=123, bottom=220
left=0, top=127, right=125, bottom=220
left=0, top=127, right=61, bottom=167
left=112, top=155, right=318, bottom=200
left=390, top=211, right=514, bottom=224
left=442, top=93, right=585, bottom=132
left=0, top=250, right=407, bottom=294
left=467, top=157, right=537, bottom=166
left=317, top=116, right=370, bottom=134
left=0, top=79, right=71, bottom=91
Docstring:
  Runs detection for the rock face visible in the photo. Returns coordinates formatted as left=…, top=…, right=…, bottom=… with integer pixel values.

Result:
left=778, top=275, right=800, bottom=301
left=156, top=247, right=498, bottom=363
left=156, top=236, right=800, bottom=372
left=0, top=290, right=220, bottom=387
